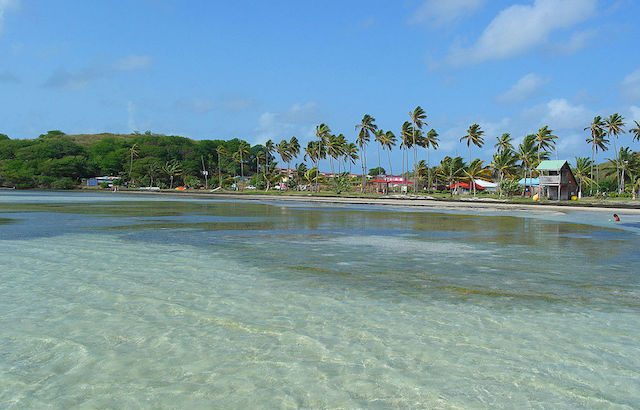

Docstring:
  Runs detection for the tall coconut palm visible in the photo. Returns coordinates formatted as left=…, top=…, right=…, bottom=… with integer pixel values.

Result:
left=573, top=157, right=594, bottom=198
left=276, top=140, right=290, bottom=171
left=162, top=159, right=182, bottom=189
left=128, top=143, right=139, bottom=180
left=534, top=126, right=558, bottom=162
left=490, top=149, right=517, bottom=197
left=409, top=106, right=427, bottom=192
left=460, top=123, right=485, bottom=164
left=356, top=115, right=377, bottom=192
left=517, top=135, right=538, bottom=196
left=400, top=121, right=414, bottom=189
left=495, top=133, right=514, bottom=154
left=423, top=129, right=439, bottom=191
left=216, top=145, right=226, bottom=188
left=585, top=116, right=608, bottom=194
left=464, top=159, right=491, bottom=197
left=343, top=142, right=359, bottom=174
left=236, top=141, right=251, bottom=182
left=631, top=120, right=640, bottom=142
left=288, top=136, right=300, bottom=171
left=380, top=131, right=397, bottom=176
left=314, top=124, right=331, bottom=190
left=607, top=147, right=636, bottom=193
left=605, top=113, right=626, bottom=192
left=373, top=129, right=385, bottom=176
left=327, top=134, right=345, bottom=177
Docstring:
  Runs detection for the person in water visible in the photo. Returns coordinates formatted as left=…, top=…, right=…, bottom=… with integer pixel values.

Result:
left=613, top=213, right=621, bottom=222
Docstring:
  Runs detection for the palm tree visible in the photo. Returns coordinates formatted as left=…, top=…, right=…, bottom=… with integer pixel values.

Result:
left=236, top=141, right=251, bottom=184
left=128, top=143, right=139, bottom=180
left=517, top=135, right=538, bottom=196
left=460, top=123, right=485, bottom=164
left=495, top=133, right=514, bottom=153
left=356, top=115, right=377, bottom=192
left=607, top=147, right=636, bottom=193
left=216, top=145, right=226, bottom=188
left=573, top=157, right=594, bottom=198
left=605, top=113, right=626, bottom=192
left=400, top=121, right=414, bottom=190
left=585, top=116, right=608, bottom=194
left=409, top=106, right=427, bottom=192
left=491, top=149, right=517, bottom=197
left=162, top=159, right=182, bottom=189
left=276, top=140, right=290, bottom=172
left=327, top=134, right=344, bottom=177
left=534, top=126, right=558, bottom=162
left=437, top=156, right=466, bottom=196
left=343, top=142, right=359, bottom=175
left=144, top=160, right=161, bottom=187
left=631, top=120, right=640, bottom=142
left=380, top=131, right=397, bottom=176
left=423, top=129, right=439, bottom=191
left=288, top=136, right=300, bottom=171
left=464, top=159, right=491, bottom=197
left=373, top=129, right=385, bottom=176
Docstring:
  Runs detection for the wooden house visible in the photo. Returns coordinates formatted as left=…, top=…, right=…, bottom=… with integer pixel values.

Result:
left=535, top=160, right=578, bottom=200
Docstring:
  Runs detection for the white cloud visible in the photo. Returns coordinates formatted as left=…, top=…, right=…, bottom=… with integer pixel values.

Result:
left=550, top=29, right=596, bottom=54
left=497, top=73, right=547, bottom=103
left=254, top=102, right=320, bottom=144
left=525, top=98, right=591, bottom=130
left=409, top=0, right=484, bottom=26
left=114, top=55, right=152, bottom=71
left=0, top=0, right=19, bottom=35
left=447, top=0, right=597, bottom=65
left=622, top=68, right=640, bottom=101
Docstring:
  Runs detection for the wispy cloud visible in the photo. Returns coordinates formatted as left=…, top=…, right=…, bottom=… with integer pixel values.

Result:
left=0, top=70, right=20, bottom=84
left=497, top=73, right=548, bottom=103
left=254, top=102, right=320, bottom=144
left=0, top=0, right=19, bottom=36
left=43, top=54, right=153, bottom=89
left=550, top=29, right=597, bottom=54
left=176, top=97, right=254, bottom=114
left=447, top=0, right=597, bottom=65
left=409, top=0, right=484, bottom=26
left=114, top=55, right=152, bottom=71
left=43, top=67, right=104, bottom=89
left=622, top=68, right=640, bottom=101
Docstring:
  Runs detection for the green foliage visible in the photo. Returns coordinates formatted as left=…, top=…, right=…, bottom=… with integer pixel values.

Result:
left=368, top=167, right=386, bottom=176
left=499, top=179, right=521, bottom=197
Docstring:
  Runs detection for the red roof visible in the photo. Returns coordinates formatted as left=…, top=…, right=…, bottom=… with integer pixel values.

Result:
left=446, top=182, right=485, bottom=190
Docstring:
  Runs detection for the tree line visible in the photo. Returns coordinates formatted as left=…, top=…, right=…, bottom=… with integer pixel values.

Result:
left=1, top=109, right=639, bottom=197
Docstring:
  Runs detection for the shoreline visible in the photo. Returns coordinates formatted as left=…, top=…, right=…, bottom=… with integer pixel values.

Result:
left=103, top=189, right=640, bottom=214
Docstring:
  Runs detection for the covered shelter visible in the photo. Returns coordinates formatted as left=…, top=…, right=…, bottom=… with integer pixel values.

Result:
left=370, top=176, right=413, bottom=193
left=535, top=160, right=578, bottom=200
left=473, top=179, right=498, bottom=192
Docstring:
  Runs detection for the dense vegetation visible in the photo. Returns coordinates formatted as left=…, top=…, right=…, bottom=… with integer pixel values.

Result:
left=1, top=108, right=639, bottom=199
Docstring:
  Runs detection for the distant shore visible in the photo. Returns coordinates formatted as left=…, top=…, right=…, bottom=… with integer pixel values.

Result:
left=105, top=189, right=640, bottom=214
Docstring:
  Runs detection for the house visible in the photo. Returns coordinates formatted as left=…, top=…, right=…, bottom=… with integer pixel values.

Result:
left=473, top=179, right=498, bottom=192
left=518, top=177, right=539, bottom=196
left=446, top=181, right=484, bottom=194
left=85, top=176, right=120, bottom=187
left=370, top=176, right=413, bottom=193
left=535, top=160, right=578, bottom=200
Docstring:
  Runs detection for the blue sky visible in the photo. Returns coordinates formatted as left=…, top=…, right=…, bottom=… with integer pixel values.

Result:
left=1, top=0, right=639, bottom=165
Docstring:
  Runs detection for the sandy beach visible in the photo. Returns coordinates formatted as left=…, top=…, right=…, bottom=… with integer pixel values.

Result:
left=110, top=190, right=640, bottom=214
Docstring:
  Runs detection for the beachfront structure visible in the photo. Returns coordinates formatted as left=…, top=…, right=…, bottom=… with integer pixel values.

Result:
left=370, top=176, right=413, bottom=193
left=535, top=160, right=578, bottom=200
left=518, top=177, right=539, bottom=197
left=85, top=176, right=120, bottom=187
left=473, top=179, right=498, bottom=192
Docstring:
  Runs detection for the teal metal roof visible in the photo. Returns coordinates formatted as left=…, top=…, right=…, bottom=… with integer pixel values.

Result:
left=536, top=160, right=568, bottom=171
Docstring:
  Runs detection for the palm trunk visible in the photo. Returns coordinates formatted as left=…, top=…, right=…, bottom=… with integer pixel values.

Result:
left=387, top=149, right=393, bottom=177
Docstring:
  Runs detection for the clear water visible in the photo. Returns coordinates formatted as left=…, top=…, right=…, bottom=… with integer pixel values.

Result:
left=1, top=191, right=639, bottom=409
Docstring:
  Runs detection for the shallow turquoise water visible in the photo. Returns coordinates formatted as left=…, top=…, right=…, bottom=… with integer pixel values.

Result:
left=1, top=191, right=639, bottom=408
